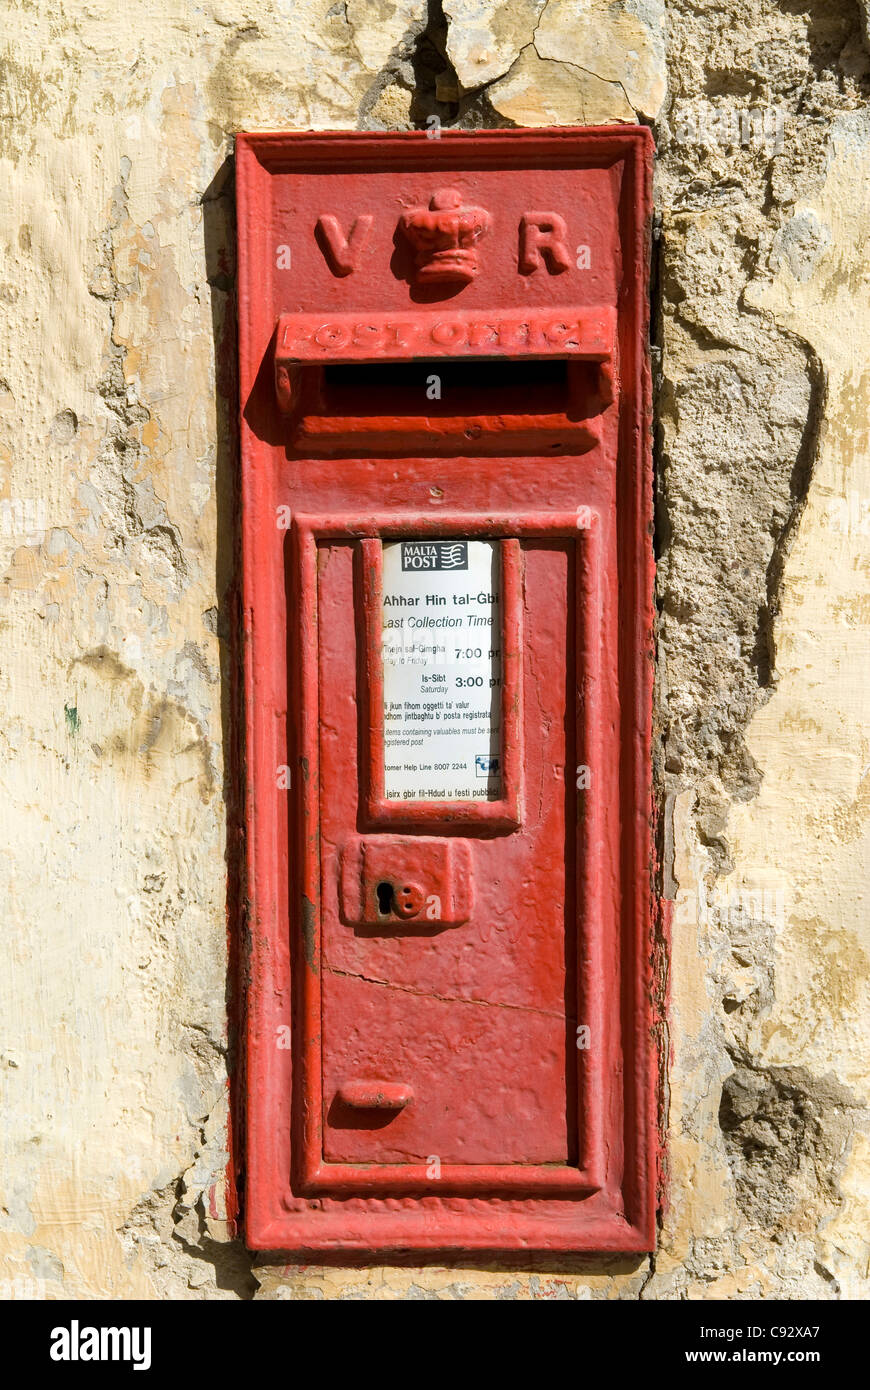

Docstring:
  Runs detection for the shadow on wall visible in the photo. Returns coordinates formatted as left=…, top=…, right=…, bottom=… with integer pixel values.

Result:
left=201, top=152, right=251, bottom=1292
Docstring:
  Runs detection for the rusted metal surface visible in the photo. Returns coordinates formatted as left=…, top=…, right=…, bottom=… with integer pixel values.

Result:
left=236, top=128, right=655, bottom=1254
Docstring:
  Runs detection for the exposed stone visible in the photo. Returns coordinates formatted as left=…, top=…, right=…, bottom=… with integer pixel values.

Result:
left=446, top=0, right=666, bottom=118
left=345, top=0, right=427, bottom=73
left=444, top=0, right=546, bottom=91
left=720, top=1064, right=860, bottom=1231
left=487, top=44, right=635, bottom=125
left=534, top=0, right=667, bottom=119
left=649, top=1, right=870, bottom=1301
left=367, top=81, right=415, bottom=127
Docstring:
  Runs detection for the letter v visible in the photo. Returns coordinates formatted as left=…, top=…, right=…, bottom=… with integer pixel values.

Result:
left=316, top=214, right=373, bottom=276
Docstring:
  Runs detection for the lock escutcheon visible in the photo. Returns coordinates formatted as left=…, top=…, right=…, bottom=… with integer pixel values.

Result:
left=391, top=881, right=425, bottom=918
left=340, top=835, right=472, bottom=927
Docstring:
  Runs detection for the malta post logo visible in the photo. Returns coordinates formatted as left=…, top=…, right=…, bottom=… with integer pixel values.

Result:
left=401, top=541, right=468, bottom=571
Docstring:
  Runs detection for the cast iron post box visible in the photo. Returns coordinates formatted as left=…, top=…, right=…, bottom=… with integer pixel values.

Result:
left=236, top=128, right=655, bottom=1254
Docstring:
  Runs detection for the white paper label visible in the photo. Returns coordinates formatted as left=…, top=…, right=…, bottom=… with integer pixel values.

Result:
left=381, top=539, right=502, bottom=802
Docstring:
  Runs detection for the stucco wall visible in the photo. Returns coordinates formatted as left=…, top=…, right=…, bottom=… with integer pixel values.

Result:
left=0, top=0, right=867, bottom=1299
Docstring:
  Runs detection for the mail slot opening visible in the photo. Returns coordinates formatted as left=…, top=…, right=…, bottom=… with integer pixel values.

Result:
left=324, top=356, right=567, bottom=404
left=322, top=356, right=605, bottom=419
left=281, top=357, right=612, bottom=455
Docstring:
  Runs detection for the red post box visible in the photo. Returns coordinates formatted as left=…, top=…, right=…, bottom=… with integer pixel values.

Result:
left=236, top=128, right=655, bottom=1254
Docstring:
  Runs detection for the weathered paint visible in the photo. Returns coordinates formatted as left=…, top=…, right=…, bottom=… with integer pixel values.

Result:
left=236, top=128, right=655, bottom=1253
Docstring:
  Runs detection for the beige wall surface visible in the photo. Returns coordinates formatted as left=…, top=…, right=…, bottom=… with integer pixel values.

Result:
left=0, top=0, right=867, bottom=1299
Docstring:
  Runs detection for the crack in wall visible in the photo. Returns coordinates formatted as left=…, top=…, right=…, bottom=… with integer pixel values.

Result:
left=359, top=0, right=518, bottom=130
left=528, top=0, right=636, bottom=115
left=88, top=161, right=188, bottom=593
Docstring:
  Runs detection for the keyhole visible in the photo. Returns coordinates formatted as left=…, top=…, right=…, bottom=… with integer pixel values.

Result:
left=376, top=881, right=394, bottom=916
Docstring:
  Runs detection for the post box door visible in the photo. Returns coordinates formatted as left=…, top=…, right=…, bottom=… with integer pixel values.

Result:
left=318, top=535, right=576, bottom=1173
left=236, top=128, right=655, bottom=1253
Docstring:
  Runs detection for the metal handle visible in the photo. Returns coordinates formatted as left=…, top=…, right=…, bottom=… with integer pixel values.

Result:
left=336, top=1080, right=414, bottom=1110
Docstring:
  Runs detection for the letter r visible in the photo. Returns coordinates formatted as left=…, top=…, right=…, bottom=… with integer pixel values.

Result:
left=519, top=213, right=572, bottom=274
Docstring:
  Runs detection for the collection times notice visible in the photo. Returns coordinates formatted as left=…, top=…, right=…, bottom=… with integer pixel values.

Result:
left=381, top=539, right=503, bottom=802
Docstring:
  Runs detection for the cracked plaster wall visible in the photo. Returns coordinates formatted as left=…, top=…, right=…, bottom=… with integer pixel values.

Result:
left=0, top=0, right=867, bottom=1300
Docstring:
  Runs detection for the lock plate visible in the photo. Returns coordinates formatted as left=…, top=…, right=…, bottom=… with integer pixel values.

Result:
left=339, top=836, right=472, bottom=928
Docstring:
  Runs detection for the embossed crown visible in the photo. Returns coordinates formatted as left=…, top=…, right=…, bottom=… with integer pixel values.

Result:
left=399, top=188, right=491, bottom=285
